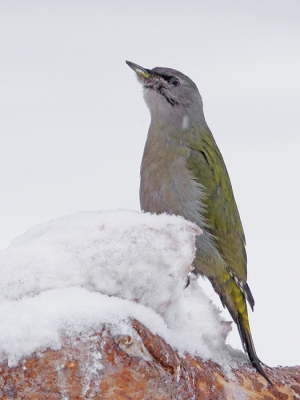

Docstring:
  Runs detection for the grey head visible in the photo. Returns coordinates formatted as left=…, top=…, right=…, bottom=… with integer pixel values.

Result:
left=126, top=61, right=206, bottom=126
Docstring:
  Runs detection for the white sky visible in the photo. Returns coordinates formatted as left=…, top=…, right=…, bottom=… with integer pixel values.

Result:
left=0, top=0, right=299, bottom=367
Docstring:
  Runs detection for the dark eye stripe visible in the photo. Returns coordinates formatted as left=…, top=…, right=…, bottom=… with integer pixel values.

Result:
left=165, top=76, right=180, bottom=87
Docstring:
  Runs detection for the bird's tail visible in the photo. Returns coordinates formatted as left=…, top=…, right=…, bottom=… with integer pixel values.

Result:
left=215, top=271, right=272, bottom=384
left=236, top=311, right=272, bottom=385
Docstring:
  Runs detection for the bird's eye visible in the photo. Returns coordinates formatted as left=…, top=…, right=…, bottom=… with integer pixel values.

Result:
left=170, top=78, right=180, bottom=87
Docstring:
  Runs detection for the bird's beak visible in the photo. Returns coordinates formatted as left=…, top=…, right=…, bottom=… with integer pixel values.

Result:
left=126, top=60, right=152, bottom=79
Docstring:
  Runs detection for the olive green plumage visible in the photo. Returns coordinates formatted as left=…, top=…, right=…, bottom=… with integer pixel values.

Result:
left=186, top=127, right=247, bottom=277
left=126, top=60, right=271, bottom=384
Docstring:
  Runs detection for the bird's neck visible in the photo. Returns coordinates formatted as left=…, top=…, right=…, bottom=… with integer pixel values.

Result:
left=149, top=106, right=208, bottom=138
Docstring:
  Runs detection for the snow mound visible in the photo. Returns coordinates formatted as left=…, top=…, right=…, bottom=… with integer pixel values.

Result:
left=0, top=210, right=244, bottom=367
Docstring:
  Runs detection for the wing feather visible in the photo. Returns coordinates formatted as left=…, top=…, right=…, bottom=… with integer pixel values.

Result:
left=186, top=128, right=247, bottom=283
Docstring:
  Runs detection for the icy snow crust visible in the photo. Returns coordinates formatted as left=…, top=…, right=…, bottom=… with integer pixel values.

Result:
left=0, top=210, right=245, bottom=368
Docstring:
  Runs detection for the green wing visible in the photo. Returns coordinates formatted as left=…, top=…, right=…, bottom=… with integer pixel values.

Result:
left=186, top=127, right=247, bottom=283
left=185, top=128, right=270, bottom=381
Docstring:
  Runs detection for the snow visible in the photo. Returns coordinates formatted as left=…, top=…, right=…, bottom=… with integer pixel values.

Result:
left=0, top=210, right=246, bottom=368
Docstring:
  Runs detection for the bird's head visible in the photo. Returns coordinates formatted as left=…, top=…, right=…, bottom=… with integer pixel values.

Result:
left=126, top=61, right=205, bottom=127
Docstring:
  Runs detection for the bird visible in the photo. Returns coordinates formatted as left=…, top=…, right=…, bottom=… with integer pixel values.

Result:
left=126, top=60, right=272, bottom=384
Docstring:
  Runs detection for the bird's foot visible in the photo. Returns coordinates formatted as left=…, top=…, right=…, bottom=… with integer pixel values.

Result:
left=184, top=274, right=191, bottom=289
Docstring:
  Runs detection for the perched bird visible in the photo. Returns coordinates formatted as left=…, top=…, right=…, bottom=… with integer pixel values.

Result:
left=126, top=60, right=271, bottom=384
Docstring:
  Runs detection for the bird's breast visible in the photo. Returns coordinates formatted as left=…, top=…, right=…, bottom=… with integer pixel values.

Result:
left=139, top=135, right=206, bottom=228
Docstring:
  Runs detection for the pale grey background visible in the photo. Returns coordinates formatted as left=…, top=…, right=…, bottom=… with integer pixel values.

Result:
left=1, top=0, right=299, bottom=367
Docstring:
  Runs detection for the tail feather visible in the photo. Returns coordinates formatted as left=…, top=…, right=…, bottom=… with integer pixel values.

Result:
left=217, top=271, right=272, bottom=384
left=236, top=313, right=272, bottom=385
left=209, top=271, right=272, bottom=384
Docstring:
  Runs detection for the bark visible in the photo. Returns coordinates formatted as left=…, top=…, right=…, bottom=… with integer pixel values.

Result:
left=0, top=320, right=299, bottom=400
